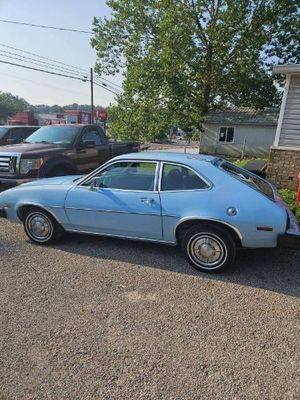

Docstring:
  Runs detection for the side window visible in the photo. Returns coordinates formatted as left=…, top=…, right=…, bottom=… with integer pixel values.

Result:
left=219, top=127, right=234, bottom=143
left=81, top=128, right=102, bottom=146
left=161, top=164, right=209, bottom=191
left=83, top=161, right=157, bottom=191
left=6, top=128, right=29, bottom=143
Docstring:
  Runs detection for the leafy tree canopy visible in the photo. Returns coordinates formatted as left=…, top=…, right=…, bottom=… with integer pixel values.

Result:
left=0, top=92, right=29, bottom=122
left=92, top=0, right=299, bottom=141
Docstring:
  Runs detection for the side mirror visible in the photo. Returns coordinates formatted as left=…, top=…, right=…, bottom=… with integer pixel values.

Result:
left=88, top=180, right=97, bottom=190
left=84, top=140, right=96, bottom=148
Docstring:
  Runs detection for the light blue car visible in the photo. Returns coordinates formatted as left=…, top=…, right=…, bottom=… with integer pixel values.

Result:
left=0, top=152, right=299, bottom=273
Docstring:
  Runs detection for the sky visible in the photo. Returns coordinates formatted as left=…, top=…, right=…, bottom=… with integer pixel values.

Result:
left=0, top=0, right=121, bottom=106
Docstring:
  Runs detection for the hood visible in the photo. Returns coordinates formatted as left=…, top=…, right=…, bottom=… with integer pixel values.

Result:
left=19, top=175, right=83, bottom=188
left=0, top=142, right=70, bottom=156
left=23, top=175, right=83, bottom=186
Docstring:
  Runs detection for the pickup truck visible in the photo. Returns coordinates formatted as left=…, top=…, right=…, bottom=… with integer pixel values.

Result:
left=0, top=124, right=139, bottom=190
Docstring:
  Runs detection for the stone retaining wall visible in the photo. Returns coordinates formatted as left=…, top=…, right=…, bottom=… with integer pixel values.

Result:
left=267, top=147, right=300, bottom=190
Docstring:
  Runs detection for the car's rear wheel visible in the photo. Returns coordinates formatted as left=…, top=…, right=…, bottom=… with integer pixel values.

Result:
left=23, top=207, right=64, bottom=245
left=182, top=224, right=236, bottom=273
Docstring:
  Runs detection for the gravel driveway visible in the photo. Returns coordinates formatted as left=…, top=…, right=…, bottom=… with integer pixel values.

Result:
left=0, top=219, right=299, bottom=400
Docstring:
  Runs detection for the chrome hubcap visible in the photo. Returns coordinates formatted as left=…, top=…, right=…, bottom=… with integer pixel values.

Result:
left=189, top=234, right=226, bottom=268
left=27, top=214, right=51, bottom=240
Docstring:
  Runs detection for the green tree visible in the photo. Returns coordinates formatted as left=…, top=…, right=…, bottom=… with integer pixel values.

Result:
left=92, top=0, right=299, bottom=140
left=0, top=92, right=29, bottom=122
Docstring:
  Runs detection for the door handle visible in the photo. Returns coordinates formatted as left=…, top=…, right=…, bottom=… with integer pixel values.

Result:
left=140, top=197, right=154, bottom=206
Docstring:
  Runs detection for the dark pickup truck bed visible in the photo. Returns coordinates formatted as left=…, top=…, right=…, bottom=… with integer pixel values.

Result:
left=0, top=124, right=139, bottom=190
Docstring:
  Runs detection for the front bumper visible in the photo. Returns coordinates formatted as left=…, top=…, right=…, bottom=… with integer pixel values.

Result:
left=0, top=207, right=6, bottom=218
left=0, top=177, right=33, bottom=191
left=278, top=232, right=300, bottom=250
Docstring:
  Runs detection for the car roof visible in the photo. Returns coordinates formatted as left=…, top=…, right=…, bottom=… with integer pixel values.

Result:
left=113, top=151, right=219, bottom=165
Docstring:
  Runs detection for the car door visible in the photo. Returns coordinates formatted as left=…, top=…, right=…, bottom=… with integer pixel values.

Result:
left=158, top=162, right=212, bottom=242
left=75, top=126, right=110, bottom=173
left=64, top=160, right=163, bottom=240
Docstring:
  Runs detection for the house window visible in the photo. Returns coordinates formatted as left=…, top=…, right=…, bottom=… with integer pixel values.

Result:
left=219, top=127, right=234, bottom=143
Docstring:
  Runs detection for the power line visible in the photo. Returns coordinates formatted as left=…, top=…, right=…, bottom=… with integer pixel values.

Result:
left=0, top=42, right=123, bottom=89
left=0, top=51, right=119, bottom=93
left=94, top=81, right=119, bottom=96
left=0, top=71, right=89, bottom=96
left=0, top=19, right=93, bottom=34
left=0, top=59, right=119, bottom=96
left=0, top=59, right=88, bottom=81
left=0, top=42, right=89, bottom=75
left=94, top=77, right=122, bottom=93
left=0, top=50, right=88, bottom=79
left=94, top=76, right=122, bottom=90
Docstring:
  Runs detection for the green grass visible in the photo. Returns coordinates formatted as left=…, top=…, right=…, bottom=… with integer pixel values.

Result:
left=279, top=189, right=300, bottom=223
left=233, top=158, right=268, bottom=168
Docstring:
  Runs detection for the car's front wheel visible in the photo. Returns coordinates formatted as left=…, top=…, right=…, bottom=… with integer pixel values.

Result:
left=182, top=224, right=236, bottom=273
left=23, top=208, right=64, bottom=245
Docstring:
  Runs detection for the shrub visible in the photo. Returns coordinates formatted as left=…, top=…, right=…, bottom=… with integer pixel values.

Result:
left=279, top=189, right=300, bottom=223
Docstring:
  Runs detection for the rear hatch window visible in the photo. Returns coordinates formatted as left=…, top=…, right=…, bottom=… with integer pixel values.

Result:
left=217, top=160, right=275, bottom=201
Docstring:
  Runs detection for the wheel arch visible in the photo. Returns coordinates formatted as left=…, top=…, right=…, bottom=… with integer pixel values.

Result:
left=39, top=157, right=77, bottom=177
left=17, top=203, right=62, bottom=224
left=175, top=218, right=242, bottom=247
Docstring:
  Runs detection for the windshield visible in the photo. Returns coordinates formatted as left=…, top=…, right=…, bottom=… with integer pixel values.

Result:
left=0, top=127, right=9, bottom=139
left=217, top=160, right=275, bottom=201
left=25, top=126, right=79, bottom=144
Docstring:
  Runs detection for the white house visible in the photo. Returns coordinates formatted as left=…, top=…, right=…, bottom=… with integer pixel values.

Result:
left=201, top=107, right=279, bottom=157
left=267, top=64, right=300, bottom=190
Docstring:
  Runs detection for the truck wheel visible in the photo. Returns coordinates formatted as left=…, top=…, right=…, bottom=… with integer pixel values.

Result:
left=23, top=207, right=64, bottom=245
left=182, top=224, right=236, bottom=273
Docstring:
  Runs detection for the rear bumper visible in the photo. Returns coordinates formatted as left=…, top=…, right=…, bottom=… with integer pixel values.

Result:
left=278, top=232, right=300, bottom=250
left=0, top=207, right=6, bottom=218
left=0, top=177, right=33, bottom=191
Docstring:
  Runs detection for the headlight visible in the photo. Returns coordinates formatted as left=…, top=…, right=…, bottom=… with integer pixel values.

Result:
left=20, top=158, right=44, bottom=174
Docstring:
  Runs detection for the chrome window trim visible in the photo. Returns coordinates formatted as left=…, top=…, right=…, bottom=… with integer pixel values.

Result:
left=77, top=159, right=160, bottom=193
left=216, top=159, right=276, bottom=202
left=158, top=162, right=213, bottom=192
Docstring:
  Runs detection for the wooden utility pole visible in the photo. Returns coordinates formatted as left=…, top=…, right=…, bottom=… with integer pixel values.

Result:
left=90, top=67, right=94, bottom=124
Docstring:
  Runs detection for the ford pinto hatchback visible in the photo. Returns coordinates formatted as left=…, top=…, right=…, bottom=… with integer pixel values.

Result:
left=0, top=152, right=299, bottom=273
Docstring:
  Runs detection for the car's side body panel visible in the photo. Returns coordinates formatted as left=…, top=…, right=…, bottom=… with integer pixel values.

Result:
left=64, top=185, right=163, bottom=240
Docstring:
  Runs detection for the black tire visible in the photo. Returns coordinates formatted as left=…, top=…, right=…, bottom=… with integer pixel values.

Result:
left=23, top=207, right=64, bottom=245
left=181, top=223, right=236, bottom=273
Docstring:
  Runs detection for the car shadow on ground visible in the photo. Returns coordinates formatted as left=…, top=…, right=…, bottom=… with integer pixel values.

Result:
left=56, top=233, right=300, bottom=298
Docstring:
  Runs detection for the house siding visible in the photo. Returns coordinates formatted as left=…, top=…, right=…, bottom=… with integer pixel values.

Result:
left=279, top=75, right=300, bottom=147
left=201, top=124, right=276, bottom=157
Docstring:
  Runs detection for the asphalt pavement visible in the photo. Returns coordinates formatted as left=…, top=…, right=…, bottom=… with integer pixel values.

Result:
left=0, top=219, right=299, bottom=399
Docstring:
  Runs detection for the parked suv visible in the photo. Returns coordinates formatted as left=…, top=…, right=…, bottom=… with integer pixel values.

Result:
left=0, top=126, right=39, bottom=146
